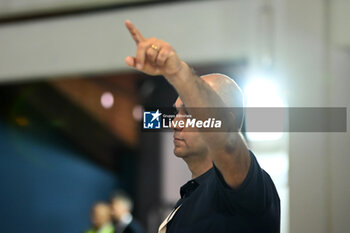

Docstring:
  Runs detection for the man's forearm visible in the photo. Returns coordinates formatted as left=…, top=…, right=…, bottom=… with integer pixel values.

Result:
left=165, top=62, right=236, bottom=149
left=165, top=62, right=225, bottom=108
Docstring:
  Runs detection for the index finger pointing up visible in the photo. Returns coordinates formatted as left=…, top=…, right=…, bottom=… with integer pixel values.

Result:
left=125, top=20, right=145, bottom=44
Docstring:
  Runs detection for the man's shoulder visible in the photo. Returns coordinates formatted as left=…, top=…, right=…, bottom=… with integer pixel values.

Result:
left=100, top=224, right=114, bottom=233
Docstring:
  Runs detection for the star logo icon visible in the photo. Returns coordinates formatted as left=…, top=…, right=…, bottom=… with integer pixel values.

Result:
left=143, top=109, right=162, bottom=129
left=151, top=109, right=162, bottom=122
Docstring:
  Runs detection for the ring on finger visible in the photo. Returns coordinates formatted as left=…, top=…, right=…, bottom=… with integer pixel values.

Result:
left=151, top=44, right=160, bottom=51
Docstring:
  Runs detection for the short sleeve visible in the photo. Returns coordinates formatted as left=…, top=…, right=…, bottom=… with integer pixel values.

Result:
left=213, top=151, right=276, bottom=215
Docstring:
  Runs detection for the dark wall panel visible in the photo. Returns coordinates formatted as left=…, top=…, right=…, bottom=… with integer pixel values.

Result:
left=0, top=120, right=118, bottom=233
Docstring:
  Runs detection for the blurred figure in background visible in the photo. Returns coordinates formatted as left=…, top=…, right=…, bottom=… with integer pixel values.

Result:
left=85, top=202, right=114, bottom=233
left=110, top=192, right=144, bottom=233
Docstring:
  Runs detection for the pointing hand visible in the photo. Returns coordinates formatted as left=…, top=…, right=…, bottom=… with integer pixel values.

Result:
left=125, top=20, right=184, bottom=77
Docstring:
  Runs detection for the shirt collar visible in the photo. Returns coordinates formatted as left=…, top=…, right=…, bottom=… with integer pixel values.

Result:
left=194, top=166, right=214, bottom=184
left=180, top=167, right=213, bottom=198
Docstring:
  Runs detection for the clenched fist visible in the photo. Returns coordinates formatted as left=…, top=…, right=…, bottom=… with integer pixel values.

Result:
left=125, top=20, right=184, bottom=77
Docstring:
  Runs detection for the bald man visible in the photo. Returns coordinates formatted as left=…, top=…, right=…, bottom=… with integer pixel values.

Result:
left=125, top=21, right=280, bottom=233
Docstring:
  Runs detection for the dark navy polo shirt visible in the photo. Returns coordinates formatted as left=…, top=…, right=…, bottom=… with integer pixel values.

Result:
left=166, top=151, right=280, bottom=233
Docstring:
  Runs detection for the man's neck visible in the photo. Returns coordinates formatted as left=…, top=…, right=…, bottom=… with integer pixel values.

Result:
left=184, top=155, right=213, bottom=179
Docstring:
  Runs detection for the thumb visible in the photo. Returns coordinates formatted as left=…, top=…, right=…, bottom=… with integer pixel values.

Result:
left=125, top=56, right=137, bottom=68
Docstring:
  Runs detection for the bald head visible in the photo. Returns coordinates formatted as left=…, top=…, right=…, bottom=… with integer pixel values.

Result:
left=201, top=73, right=244, bottom=108
left=200, top=73, right=245, bottom=130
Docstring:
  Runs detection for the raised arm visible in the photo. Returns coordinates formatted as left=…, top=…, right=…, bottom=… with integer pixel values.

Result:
left=125, top=20, right=250, bottom=188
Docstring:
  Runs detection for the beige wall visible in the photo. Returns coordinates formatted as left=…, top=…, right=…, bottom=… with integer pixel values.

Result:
left=0, top=0, right=253, bottom=82
left=275, top=0, right=350, bottom=232
left=329, top=48, right=350, bottom=233
left=278, top=1, right=329, bottom=233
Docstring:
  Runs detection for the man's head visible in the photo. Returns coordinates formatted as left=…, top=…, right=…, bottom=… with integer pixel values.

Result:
left=173, top=73, right=244, bottom=159
left=110, top=192, right=133, bottom=222
left=90, top=202, right=112, bottom=229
